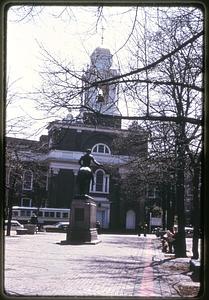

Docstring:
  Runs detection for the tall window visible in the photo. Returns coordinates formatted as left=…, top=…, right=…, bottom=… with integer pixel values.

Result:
left=23, top=170, right=33, bottom=190
left=96, top=170, right=104, bottom=192
left=92, top=143, right=111, bottom=155
left=90, top=169, right=109, bottom=193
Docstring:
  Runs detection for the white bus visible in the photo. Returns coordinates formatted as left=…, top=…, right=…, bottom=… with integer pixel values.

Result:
left=12, top=206, right=70, bottom=225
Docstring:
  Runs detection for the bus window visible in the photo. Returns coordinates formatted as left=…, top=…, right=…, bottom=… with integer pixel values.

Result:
left=26, top=211, right=31, bottom=217
left=56, top=212, right=61, bottom=218
left=12, top=211, right=19, bottom=217
left=21, top=210, right=26, bottom=216
left=44, top=212, right=49, bottom=217
left=38, top=211, right=43, bottom=217
left=50, top=212, right=55, bottom=218
left=62, top=213, right=68, bottom=219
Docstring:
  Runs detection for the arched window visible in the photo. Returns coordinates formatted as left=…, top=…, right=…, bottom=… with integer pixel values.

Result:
left=92, top=143, right=111, bottom=155
left=22, top=170, right=33, bottom=190
left=90, top=169, right=109, bottom=193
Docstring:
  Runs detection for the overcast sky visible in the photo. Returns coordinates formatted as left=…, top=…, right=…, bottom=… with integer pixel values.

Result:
left=7, top=5, right=201, bottom=140
left=7, top=6, right=143, bottom=140
left=6, top=6, right=139, bottom=139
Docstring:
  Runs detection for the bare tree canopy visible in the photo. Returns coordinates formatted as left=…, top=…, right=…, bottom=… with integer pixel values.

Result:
left=6, top=5, right=203, bottom=139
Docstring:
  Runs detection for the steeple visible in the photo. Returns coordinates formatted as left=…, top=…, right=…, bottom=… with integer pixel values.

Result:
left=82, top=47, right=121, bottom=122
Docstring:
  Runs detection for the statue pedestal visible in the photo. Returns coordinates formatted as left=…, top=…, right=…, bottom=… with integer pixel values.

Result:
left=62, top=195, right=101, bottom=245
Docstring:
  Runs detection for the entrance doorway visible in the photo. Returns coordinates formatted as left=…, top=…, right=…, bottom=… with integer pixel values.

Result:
left=126, top=210, right=136, bottom=229
left=96, top=210, right=105, bottom=228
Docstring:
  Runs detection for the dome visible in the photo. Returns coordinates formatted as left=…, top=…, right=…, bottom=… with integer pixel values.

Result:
left=90, top=47, right=113, bottom=70
left=91, top=47, right=112, bottom=59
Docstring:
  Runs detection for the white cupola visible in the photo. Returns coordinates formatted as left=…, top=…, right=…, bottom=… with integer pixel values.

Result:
left=82, top=47, right=121, bottom=117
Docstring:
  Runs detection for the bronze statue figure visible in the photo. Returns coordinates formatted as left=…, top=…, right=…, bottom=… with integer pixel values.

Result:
left=77, top=149, right=102, bottom=195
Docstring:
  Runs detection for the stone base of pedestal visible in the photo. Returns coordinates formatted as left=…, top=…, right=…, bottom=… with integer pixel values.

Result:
left=61, top=235, right=101, bottom=245
left=61, top=194, right=101, bottom=245
left=68, top=227, right=99, bottom=243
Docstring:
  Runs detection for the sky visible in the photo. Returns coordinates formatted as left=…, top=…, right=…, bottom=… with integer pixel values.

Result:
left=7, top=6, right=142, bottom=140
left=6, top=5, right=202, bottom=141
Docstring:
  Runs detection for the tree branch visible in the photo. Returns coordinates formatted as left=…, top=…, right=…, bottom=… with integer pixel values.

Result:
left=89, top=30, right=203, bottom=88
left=99, top=113, right=202, bottom=125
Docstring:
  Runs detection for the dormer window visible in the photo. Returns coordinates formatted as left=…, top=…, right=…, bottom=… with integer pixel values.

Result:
left=92, top=143, right=111, bottom=155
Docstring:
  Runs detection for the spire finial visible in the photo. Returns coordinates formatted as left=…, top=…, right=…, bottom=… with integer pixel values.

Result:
left=101, top=24, right=105, bottom=45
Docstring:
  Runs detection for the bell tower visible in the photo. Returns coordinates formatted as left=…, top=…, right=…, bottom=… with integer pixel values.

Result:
left=82, top=47, right=121, bottom=128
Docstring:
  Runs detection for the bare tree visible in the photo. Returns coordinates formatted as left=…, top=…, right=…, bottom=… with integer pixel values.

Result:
left=8, top=5, right=45, bottom=23
left=7, top=6, right=204, bottom=257
left=126, top=7, right=203, bottom=257
left=5, top=147, right=23, bottom=236
left=5, top=136, right=48, bottom=235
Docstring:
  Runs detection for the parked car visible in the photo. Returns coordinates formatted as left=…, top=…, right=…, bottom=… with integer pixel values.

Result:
left=43, top=222, right=70, bottom=232
left=4, top=220, right=24, bottom=230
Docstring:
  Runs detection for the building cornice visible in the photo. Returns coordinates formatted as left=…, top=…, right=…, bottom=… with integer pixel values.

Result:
left=47, top=121, right=128, bottom=135
left=46, top=149, right=129, bottom=166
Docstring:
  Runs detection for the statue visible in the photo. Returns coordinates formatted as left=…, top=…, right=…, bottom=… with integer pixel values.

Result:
left=77, top=149, right=102, bottom=195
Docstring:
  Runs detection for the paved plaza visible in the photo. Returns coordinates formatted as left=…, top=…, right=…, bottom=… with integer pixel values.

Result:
left=4, top=232, right=201, bottom=297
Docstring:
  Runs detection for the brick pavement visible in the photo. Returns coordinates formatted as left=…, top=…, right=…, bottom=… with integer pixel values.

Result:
left=4, top=232, right=200, bottom=297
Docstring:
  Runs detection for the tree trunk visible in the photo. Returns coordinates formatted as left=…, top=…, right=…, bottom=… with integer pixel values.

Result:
left=161, top=186, right=166, bottom=230
left=171, top=183, right=176, bottom=230
left=175, top=137, right=187, bottom=257
left=192, top=163, right=201, bottom=259
left=167, top=182, right=174, bottom=231
left=6, top=189, right=14, bottom=236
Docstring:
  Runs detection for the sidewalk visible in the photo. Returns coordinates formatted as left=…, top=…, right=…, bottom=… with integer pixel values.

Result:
left=4, top=232, right=201, bottom=297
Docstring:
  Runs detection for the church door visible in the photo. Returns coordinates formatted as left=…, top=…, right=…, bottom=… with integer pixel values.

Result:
left=126, top=210, right=136, bottom=229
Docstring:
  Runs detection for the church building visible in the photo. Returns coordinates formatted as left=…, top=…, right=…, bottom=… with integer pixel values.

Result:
left=46, top=47, right=148, bottom=230
left=6, top=47, right=195, bottom=232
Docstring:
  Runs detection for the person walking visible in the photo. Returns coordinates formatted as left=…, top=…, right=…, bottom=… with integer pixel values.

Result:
left=166, top=230, right=175, bottom=253
left=143, top=223, right=148, bottom=237
left=30, top=213, right=38, bottom=233
left=138, top=223, right=144, bottom=236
